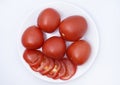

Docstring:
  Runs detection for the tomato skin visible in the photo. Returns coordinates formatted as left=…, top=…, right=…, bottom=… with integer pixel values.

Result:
left=37, top=8, right=60, bottom=33
left=42, top=36, right=66, bottom=59
left=22, top=26, right=44, bottom=49
left=60, top=58, right=76, bottom=80
left=67, top=40, right=91, bottom=65
left=23, top=49, right=43, bottom=67
left=59, top=16, right=87, bottom=41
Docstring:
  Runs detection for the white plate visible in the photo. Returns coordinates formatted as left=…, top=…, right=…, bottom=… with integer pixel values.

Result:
left=18, top=1, right=99, bottom=83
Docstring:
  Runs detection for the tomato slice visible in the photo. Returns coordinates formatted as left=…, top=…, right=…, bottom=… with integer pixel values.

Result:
left=23, top=49, right=43, bottom=66
left=30, top=53, right=43, bottom=68
left=46, top=60, right=61, bottom=79
left=30, top=58, right=42, bottom=71
left=40, top=57, right=54, bottom=75
left=54, top=60, right=66, bottom=79
left=31, top=56, right=49, bottom=72
left=58, top=61, right=66, bottom=78
left=60, top=58, right=77, bottom=80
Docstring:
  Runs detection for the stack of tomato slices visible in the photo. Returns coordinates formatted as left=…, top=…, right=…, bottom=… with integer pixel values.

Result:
left=23, top=49, right=76, bottom=80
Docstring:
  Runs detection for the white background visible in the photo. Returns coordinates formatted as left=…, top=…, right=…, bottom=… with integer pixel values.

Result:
left=0, top=0, right=120, bottom=85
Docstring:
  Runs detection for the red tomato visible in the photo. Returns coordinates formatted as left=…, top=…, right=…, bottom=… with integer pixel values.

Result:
left=59, top=16, right=87, bottom=41
left=55, top=60, right=66, bottom=79
left=40, top=57, right=55, bottom=75
left=30, top=58, right=42, bottom=68
left=22, top=26, right=44, bottom=49
left=46, top=60, right=61, bottom=79
left=67, top=40, right=91, bottom=65
left=23, top=49, right=43, bottom=67
left=31, top=56, right=49, bottom=72
left=42, top=36, right=66, bottom=59
left=60, top=58, right=76, bottom=80
left=37, top=8, right=60, bottom=33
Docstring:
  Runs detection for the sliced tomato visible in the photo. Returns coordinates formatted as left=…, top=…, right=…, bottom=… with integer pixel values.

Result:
left=30, top=53, right=43, bottom=67
left=23, top=49, right=43, bottom=66
left=46, top=60, right=61, bottom=79
left=40, top=58, right=54, bottom=75
left=30, top=57, right=42, bottom=68
left=54, top=60, right=66, bottom=79
left=58, top=61, right=66, bottom=78
left=30, top=58, right=42, bottom=71
left=31, top=56, right=49, bottom=72
left=60, top=58, right=77, bottom=80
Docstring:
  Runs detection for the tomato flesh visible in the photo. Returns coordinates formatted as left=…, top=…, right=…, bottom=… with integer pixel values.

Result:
left=46, top=60, right=61, bottom=79
left=23, top=49, right=43, bottom=66
left=60, top=59, right=76, bottom=80
left=58, top=61, right=66, bottom=78
left=30, top=56, right=42, bottom=68
left=40, top=57, right=55, bottom=75
left=31, top=56, right=50, bottom=72
left=54, top=60, right=66, bottom=79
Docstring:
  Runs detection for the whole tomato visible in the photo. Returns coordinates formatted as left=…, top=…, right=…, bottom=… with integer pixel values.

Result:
left=42, top=36, right=66, bottom=59
left=22, top=26, right=44, bottom=49
left=37, top=8, right=60, bottom=33
left=67, top=40, right=91, bottom=65
left=59, top=15, right=87, bottom=41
